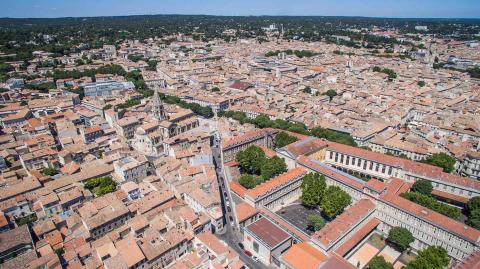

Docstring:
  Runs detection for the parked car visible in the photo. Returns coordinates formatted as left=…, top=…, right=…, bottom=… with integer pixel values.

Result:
left=244, top=250, right=252, bottom=257
left=252, top=256, right=259, bottom=263
left=238, top=242, right=244, bottom=249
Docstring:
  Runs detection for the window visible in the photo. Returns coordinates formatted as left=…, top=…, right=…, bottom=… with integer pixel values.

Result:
left=253, top=241, right=259, bottom=253
left=329, top=151, right=333, bottom=159
left=346, top=156, right=350, bottom=165
left=369, top=162, right=373, bottom=170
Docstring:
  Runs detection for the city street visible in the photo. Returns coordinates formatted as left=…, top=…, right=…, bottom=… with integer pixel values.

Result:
left=211, top=137, right=269, bottom=269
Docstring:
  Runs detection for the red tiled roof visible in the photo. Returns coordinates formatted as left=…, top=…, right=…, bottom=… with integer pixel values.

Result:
left=282, top=242, right=327, bottom=269
left=229, top=181, right=247, bottom=198
left=365, top=178, right=386, bottom=193
left=235, top=203, right=259, bottom=222
left=334, top=218, right=380, bottom=257
left=432, top=189, right=469, bottom=204
left=380, top=191, right=480, bottom=243
left=451, top=251, right=480, bottom=269
left=221, top=128, right=277, bottom=149
left=245, top=167, right=306, bottom=200
left=313, top=199, right=376, bottom=247
left=298, top=156, right=364, bottom=190
left=287, top=137, right=480, bottom=190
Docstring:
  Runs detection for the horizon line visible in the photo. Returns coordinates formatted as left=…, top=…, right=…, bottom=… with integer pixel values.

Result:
left=1, top=13, right=480, bottom=20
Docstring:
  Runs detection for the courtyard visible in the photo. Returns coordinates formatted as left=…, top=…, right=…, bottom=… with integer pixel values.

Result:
left=346, top=233, right=416, bottom=269
left=276, top=202, right=326, bottom=235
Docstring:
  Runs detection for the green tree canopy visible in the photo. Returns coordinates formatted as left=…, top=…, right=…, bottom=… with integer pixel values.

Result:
left=421, top=152, right=456, bottom=173
left=41, top=167, right=59, bottom=176
left=417, top=81, right=426, bottom=87
left=236, top=145, right=267, bottom=175
left=400, top=192, right=461, bottom=220
left=388, top=227, right=414, bottom=252
left=260, top=156, right=287, bottom=181
left=467, top=197, right=480, bottom=230
left=84, top=177, right=117, bottom=196
left=253, top=115, right=273, bottom=128
left=411, top=180, right=433, bottom=196
left=404, top=246, right=449, bottom=269
left=238, top=174, right=264, bottom=189
left=302, top=86, right=312, bottom=94
left=468, top=209, right=480, bottom=230
left=468, top=197, right=480, bottom=213
left=368, top=256, right=393, bottom=269
left=323, top=89, right=337, bottom=101
left=301, top=173, right=327, bottom=207
left=310, top=126, right=357, bottom=146
left=320, top=186, right=352, bottom=219
left=275, top=131, right=298, bottom=148
left=306, top=214, right=325, bottom=231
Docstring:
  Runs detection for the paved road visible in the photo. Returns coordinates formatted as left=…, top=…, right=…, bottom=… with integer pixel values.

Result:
left=211, top=138, right=269, bottom=269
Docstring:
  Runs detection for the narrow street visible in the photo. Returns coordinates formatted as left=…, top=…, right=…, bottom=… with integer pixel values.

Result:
left=211, top=137, right=269, bottom=269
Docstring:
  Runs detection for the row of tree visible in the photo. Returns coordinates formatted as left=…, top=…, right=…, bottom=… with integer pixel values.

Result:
left=236, top=145, right=288, bottom=189
left=274, top=131, right=299, bottom=148
left=372, top=66, right=397, bottom=79
left=401, top=190, right=461, bottom=220
left=265, top=49, right=319, bottom=58
left=219, top=111, right=357, bottom=146
left=300, top=173, right=352, bottom=219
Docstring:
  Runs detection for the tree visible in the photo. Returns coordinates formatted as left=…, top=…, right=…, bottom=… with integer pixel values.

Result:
left=417, top=81, right=426, bottom=87
left=320, top=186, right=351, bottom=219
left=368, top=256, right=393, bottom=269
left=306, top=214, right=325, bottom=231
left=238, top=174, right=264, bottom=189
left=421, top=152, right=456, bottom=173
left=275, top=131, right=298, bottom=148
left=41, top=167, right=59, bottom=176
left=253, top=115, right=273, bottom=128
left=20, top=100, right=28, bottom=106
left=388, top=227, right=414, bottom=252
left=302, top=86, right=312, bottom=94
left=103, top=104, right=113, bottom=110
left=211, top=87, right=220, bottom=92
left=468, top=209, right=480, bottom=230
left=467, top=197, right=480, bottom=229
left=84, top=177, right=117, bottom=196
left=301, top=173, right=327, bottom=207
left=260, top=156, right=287, bottom=181
left=323, top=89, right=337, bottom=101
left=404, top=246, right=449, bottom=269
left=310, top=126, right=357, bottom=146
left=468, top=197, right=480, bottom=212
left=400, top=191, right=461, bottom=220
left=236, top=145, right=266, bottom=175
left=411, top=180, right=433, bottom=196
left=147, top=59, right=158, bottom=71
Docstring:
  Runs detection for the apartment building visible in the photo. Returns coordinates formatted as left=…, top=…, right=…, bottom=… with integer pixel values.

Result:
left=222, top=128, right=278, bottom=162
left=244, top=167, right=307, bottom=211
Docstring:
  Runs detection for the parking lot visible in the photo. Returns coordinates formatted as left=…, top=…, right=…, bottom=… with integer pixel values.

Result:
left=276, top=202, right=325, bottom=235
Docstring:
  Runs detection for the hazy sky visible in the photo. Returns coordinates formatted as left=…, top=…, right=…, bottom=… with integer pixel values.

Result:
left=1, top=0, right=479, bottom=18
